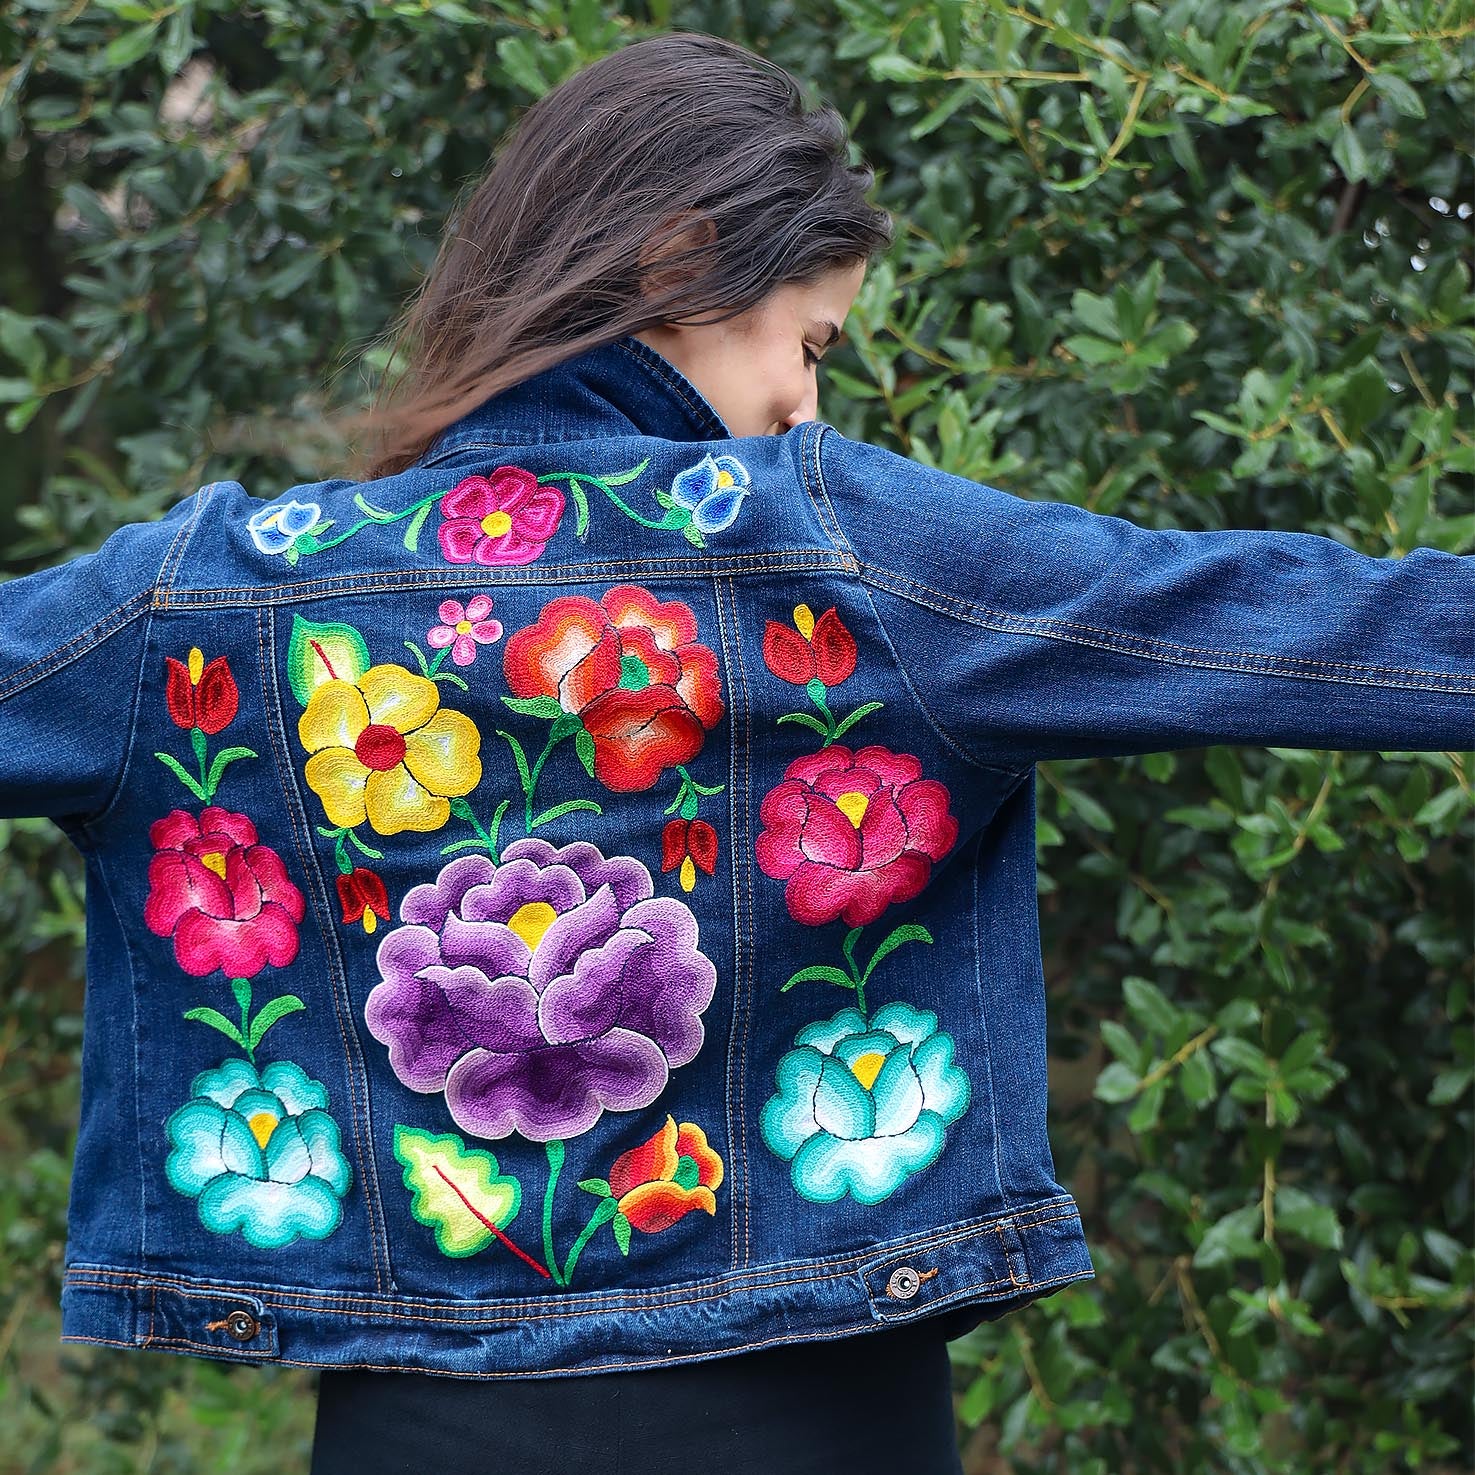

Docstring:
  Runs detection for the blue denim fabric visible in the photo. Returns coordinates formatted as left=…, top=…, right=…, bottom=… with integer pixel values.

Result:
left=2, top=333, right=1471, bottom=1382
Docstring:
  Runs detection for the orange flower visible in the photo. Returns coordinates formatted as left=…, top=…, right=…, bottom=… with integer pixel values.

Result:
left=608, top=1114, right=723, bottom=1234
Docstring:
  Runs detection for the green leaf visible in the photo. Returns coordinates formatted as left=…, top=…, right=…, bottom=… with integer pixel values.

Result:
left=104, top=21, right=161, bottom=69
left=154, top=752, right=208, bottom=802
left=1123, top=976, right=1179, bottom=1037
left=392, top=1124, right=522, bottom=1257
left=286, top=615, right=371, bottom=706
left=1193, top=1203, right=1264, bottom=1267
left=501, top=695, right=563, bottom=720
left=776, top=711, right=831, bottom=737
left=181, top=1007, right=246, bottom=1049
left=205, top=746, right=258, bottom=795
left=497, top=730, right=531, bottom=791
left=780, top=965, right=858, bottom=993
left=574, top=727, right=596, bottom=778
left=829, top=701, right=885, bottom=741
left=1093, top=1062, right=1140, bottom=1103
left=861, top=923, right=934, bottom=982
left=247, top=995, right=306, bottom=1051
left=577, top=1177, right=612, bottom=1197
left=402, top=499, right=434, bottom=552
left=529, top=799, right=602, bottom=828
left=1276, top=1186, right=1343, bottom=1250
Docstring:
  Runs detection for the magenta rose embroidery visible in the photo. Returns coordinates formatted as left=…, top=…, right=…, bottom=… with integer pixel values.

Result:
left=437, top=467, right=565, bottom=566
left=755, top=744, right=958, bottom=927
left=144, top=806, right=306, bottom=976
left=364, top=839, right=716, bottom=1143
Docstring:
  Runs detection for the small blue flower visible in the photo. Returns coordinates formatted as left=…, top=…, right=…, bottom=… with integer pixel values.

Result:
left=670, top=454, right=751, bottom=535
left=248, top=499, right=322, bottom=556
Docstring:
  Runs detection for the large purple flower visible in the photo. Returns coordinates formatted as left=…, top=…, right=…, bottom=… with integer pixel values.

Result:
left=364, top=838, right=717, bottom=1143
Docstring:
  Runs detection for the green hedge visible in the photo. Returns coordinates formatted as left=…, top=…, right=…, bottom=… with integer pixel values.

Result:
left=1, top=3, right=1470, bottom=1471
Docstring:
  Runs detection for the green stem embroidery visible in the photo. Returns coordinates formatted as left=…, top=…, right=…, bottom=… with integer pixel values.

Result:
left=663, top=764, right=726, bottom=821
left=317, top=825, right=385, bottom=875
left=543, top=1139, right=566, bottom=1287
left=292, top=491, right=442, bottom=558
left=156, top=728, right=257, bottom=801
left=777, top=680, right=884, bottom=747
left=780, top=924, right=935, bottom=1018
left=538, top=459, right=701, bottom=540
left=443, top=797, right=511, bottom=857
left=183, top=975, right=305, bottom=1063
left=403, top=640, right=469, bottom=689
left=561, top=1198, right=619, bottom=1285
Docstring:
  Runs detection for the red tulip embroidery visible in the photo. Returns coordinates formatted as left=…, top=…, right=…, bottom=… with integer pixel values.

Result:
left=155, top=649, right=257, bottom=800
left=662, top=817, right=718, bottom=893
left=763, top=606, right=882, bottom=745
left=337, top=866, right=391, bottom=935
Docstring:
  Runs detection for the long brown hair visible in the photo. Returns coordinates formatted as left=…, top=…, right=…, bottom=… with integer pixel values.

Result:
left=335, top=31, right=893, bottom=481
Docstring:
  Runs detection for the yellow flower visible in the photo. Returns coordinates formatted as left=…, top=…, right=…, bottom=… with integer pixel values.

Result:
left=299, top=665, right=481, bottom=835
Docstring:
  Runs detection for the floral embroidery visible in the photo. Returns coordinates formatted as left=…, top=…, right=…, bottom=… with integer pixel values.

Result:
left=144, top=806, right=305, bottom=977
left=753, top=598, right=970, bottom=1206
left=668, top=453, right=751, bottom=537
left=363, top=839, right=716, bottom=1143
left=764, top=606, right=883, bottom=746
left=247, top=499, right=324, bottom=557
left=760, top=1004, right=970, bottom=1205
left=337, top=865, right=391, bottom=934
left=164, top=1058, right=352, bottom=1246
left=425, top=595, right=504, bottom=668
left=661, top=817, right=718, bottom=893
left=149, top=651, right=351, bottom=1247
left=437, top=468, right=565, bottom=566
left=155, top=649, right=258, bottom=801
left=299, top=663, right=483, bottom=836
left=503, top=584, right=723, bottom=793
left=756, top=745, right=957, bottom=927
left=391, top=1113, right=723, bottom=1286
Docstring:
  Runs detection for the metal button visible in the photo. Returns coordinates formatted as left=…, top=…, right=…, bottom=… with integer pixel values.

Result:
left=223, top=1309, right=260, bottom=1341
left=886, top=1265, right=922, bottom=1299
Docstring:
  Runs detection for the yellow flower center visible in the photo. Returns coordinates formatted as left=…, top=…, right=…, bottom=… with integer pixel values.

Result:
left=480, top=510, right=513, bottom=538
left=850, top=1052, right=886, bottom=1091
left=187, top=647, right=205, bottom=684
left=835, top=791, right=869, bottom=828
left=792, top=604, right=815, bottom=640
left=679, top=855, right=696, bottom=893
left=716, top=469, right=735, bottom=488
left=361, top=909, right=378, bottom=935
left=507, top=901, right=558, bottom=952
left=247, top=1110, right=279, bottom=1149
left=200, top=850, right=228, bottom=879
left=455, top=620, right=473, bottom=634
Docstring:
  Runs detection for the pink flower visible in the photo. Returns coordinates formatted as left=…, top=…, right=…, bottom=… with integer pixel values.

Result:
left=426, top=595, right=503, bottom=667
left=437, top=467, right=564, bottom=566
left=144, top=806, right=306, bottom=977
left=755, top=745, right=958, bottom=927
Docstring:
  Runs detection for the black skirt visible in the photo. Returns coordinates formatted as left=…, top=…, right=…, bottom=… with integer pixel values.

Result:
left=309, top=1317, right=967, bottom=1475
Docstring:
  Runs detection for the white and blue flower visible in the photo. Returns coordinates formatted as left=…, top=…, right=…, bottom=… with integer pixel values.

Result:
left=670, top=454, right=751, bottom=536
left=248, top=499, right=323, bottom=556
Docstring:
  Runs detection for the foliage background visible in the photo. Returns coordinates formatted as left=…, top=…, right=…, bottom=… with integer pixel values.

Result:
left=1, top=1, right=1471, bottom=1470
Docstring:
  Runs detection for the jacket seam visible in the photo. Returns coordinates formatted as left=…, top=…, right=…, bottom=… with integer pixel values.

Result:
left=261, top=605, right=392, bottom=1294
left=60, top=1193, right=1081, bottom=1314
left=160, top=552, right=856, bottom=604
left=805, top=424, right=1030, bottom=777
left=0, top=592, right=151, bottom=700
left=864, top=564, right=1475, bottom=693
left=57, top=1215, right=1085, bottom=1333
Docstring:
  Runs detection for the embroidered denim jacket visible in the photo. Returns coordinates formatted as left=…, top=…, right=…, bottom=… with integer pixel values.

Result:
left=2, top=334, right=1471, bottom=1379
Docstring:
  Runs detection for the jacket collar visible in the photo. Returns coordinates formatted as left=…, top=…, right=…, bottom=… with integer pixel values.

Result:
left=419, top=333, right=732, bottom=464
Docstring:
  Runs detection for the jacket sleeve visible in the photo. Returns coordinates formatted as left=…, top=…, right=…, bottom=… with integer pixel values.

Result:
left=0, top=491, right=206, bottom=835
left=811, top=427, right=1475, bottom=768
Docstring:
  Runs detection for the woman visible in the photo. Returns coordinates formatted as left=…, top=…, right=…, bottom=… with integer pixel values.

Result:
left=2, top=29, right=1468, bottom=1475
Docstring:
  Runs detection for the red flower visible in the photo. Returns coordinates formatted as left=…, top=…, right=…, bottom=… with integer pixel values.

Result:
left=165, top=648, right=239, bottom=734
left=337, top=866, right=390, bottom=935
left=438, top=467, right=565, bottom=566
left=608, top=1114, right=723, bottom=1234
left=503, top=584, right=724, bottom=792
left=661, top=818, right=718, bottom=892
left=761, top=604, right=856, bottom=688
left=755, top=744, right=958, bottom=927
left=144, top=806, right=305, bottom=977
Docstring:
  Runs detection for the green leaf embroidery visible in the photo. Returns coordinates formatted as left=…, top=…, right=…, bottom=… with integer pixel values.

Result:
left=247, top=995, right=306, bottom=1052
left=501, top=695, right=563, bottom=719
left=154, top=751, right=208, bottom=801
left=286, top=614, right=371, bottom=706
left=780, top=964, right=857, bottom=993
left=393, top=1124, right=522, bottom=1258
left=182, top=1007, right=247, bottom=1050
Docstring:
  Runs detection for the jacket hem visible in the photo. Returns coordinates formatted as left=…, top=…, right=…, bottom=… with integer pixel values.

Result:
left=58, top=1193, right=1096, bottom=1379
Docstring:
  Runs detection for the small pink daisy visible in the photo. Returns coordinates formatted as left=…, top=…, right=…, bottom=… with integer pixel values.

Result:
left=426, top=595, right=503, bottom=667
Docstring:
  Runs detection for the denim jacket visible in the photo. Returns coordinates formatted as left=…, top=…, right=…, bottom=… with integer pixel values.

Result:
left=3, top=334, right=1471, bottom=1379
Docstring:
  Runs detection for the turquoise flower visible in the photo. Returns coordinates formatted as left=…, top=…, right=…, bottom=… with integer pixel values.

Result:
left=670, top=454, right=750, bottom=535
left=164, top=1057, right=351, bottom=1248
left=248, top=499, right=323, bottom=556
left=760, top=1002, right=970, bottom=1205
